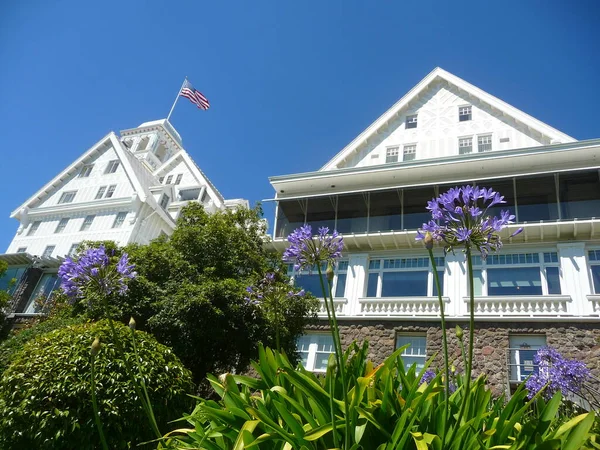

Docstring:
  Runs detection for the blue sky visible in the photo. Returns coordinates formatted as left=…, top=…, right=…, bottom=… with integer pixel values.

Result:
left=0, top=1, right=599, bottom=251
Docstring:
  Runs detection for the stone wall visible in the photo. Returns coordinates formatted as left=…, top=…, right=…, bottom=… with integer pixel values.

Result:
left=306, top=320, right=600, bottom=395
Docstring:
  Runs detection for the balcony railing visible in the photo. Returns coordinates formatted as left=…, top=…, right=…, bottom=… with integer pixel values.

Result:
left=465, top=295, right=571, bottom=316
left=317, top=298, right=347, bottom=316
left=587, top=295, right=600, bottom=314
left=358, top=297, right=450, bottom=316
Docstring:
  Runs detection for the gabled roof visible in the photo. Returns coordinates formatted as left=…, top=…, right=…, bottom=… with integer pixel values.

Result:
left=321, top=67, right=576, bottom=171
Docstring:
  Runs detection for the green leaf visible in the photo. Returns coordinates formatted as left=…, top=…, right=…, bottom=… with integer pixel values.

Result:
left=561, top=412, right=595, bottom=450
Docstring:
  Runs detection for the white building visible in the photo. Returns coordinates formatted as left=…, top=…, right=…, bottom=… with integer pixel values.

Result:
left=269, top=68, right=600, bottom=393
left=2, top=119, right=247, bottom=316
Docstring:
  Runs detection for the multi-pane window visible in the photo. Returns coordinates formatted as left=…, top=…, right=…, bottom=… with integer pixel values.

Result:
left=16, top=247, right=27, bottom=253
left=289, top=261, right=349, bottom=298
left=406, top=114, right=418, bottom=129
left=396, top=334, right=427, bottom=372
left=54, top=218, right=69, bottom=233
left=366, top=256, right=445, bottom=297
left=79, top=164, right=94, bottom=178
left=105, top=185, right=116, bottom=198
left=403, top=144, right=416, bottom=161
left=42, top=245, right=55, bottom=258
left=105, top=160, right=120, bottom=174
left=588, top=250, right=600, bottom=294
left=95, top=186, right=107, bottom=199
left=112, top=212, right=127, bottom=229
left=459, top=105, right=472, bottom=121
left=297, top=333, right=335, bottom=372
left=470, top=252, right=561, bottom=296
left=459, top=137, right=473, bottom=154
left=175, top=174, right=183, bottom=185
left=386, top=147, right=399, bottom=164
left=81, top=215, right=95, bottom=231
left=68, top=243, right=80, bottom=257
left=158, top=177, right=165, bottom=184
left=58, top=191, right=77, bottom=204
left=160, top=194, right=170, bottom=210
left=478, top=135, right=492, bottom=152
left=166, top=175, right=173, bottom=184
left=509, top=335, right=546, bottom=382
left=27, top=221, right=41, bottom=236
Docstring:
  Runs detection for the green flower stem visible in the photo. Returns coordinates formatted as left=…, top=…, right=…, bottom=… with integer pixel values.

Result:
left=428, top=249, right=450, bottom=449
left=130, top=326, right=160, bottom=436
left=90, top=352, right=109, bottom=450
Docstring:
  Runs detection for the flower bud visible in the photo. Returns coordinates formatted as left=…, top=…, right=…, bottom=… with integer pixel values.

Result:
left=91, top=337, right=101, bottom=357
left=218, top=373, right=230, bottom=385
left=128, top=317, right=136, bottom=330
left=423, top=231, right=434, bottom=250
left=326, top=262, right=335, bottom=283
left=455, top=325, right=464, bottom=340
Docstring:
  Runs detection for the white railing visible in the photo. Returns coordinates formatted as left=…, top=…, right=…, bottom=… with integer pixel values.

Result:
left=317, top=298, right=347, bottom=316
left=464, top=295, right=571, bottom=316
left=586, top=295, right=600, bottom=314
left=358, top=297, right=450, bottom=316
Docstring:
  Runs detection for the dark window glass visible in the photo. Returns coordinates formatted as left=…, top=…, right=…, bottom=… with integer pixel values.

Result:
left=482, top=179, right=516, bottom=220
left=546, top=267, right=561, bottom=294
left=295, top=274, right=325, bottom=297
left=366, top=273, right=378, bottom=297
left=276, top=200, right=305, bottom=238
left=335, top=273, right=347, bottom=297
left=381, top=271, right=428, bottom=297
left=369, top=190, right=401, bottom=232
left=559, top=171, right=600, bottom=220
left=305, top=196, right=336, bottom=232
left=0, top=267, right=26, bottom=293
left=516, top=175, right=559, bottom=222
left=591, top=265, right=600, bottom=294
left=337, top=194, right=368, bottom=234
left=433, top=270, right=444, bottom=296
left=403, top=187, right=436, bottom=230
left=488, top=267, right=542, bottom=296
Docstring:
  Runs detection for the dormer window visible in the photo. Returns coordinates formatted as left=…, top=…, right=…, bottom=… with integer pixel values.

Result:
left=459, top=105, right=472, bottom=122
left=166, top=175, right=173, bottom=184
left=105, top=160, right=120, bottom=174
left=403, top=144, right=416, bottom=161
left=58, top=191, right=77, bottom=204
left=79, top=164, right=94, bottom=178
left=175, top=174, right=183, bottom=185
left=386, top=147, right=399, bottom=163
left=406, top=114, right=418, bottom=129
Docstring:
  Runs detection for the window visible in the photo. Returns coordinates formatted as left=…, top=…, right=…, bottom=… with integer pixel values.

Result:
left=105, top=185, right=116, bottom=198
left=175, top=174, right=183, bottom=185
left=160, top=194, right=170, bottom=210
left=80, top=215, right=95, bottom=231
left=588, top=250, right=600, bottom=294
left=396, top=335, right=427, bottom=372
left=459, top=105, right=472, bottom=121
left=297, top=333, right=334, bottom=372
left=68, top=243, right=80, bottom=257
left=42, top=245, right=55, bottom=258
left=112, top=212, right=127, bottom=229
left=158, top=176, right=165, bottom=184
left=0, top=267, right=26, bottom=294
left=16, top=247, right=27, bottom=253
left=386, top=147, right=399, bottom=164
left=24, top=273, right=60, bottom=314
left=79, top=164, right=94, bottom=178
left=58, top=191, right=77, bottom=204
left=179, top=188, right=201, bottom=201
left=406, top=114, right=418, bottom=129
left=509, top=335, right=546, bottom=382
left=54, top=218, right=69, bottom=233
left=105, top=160, right=120, bottom=174
left=470, top=252, right=561, bottom=296
left=478, top=135, right=492, bottom=152
left=166, top=175, right=173, bottom=184
left=95, top=186, right=107, bottom=199
left=403, top=144, right=416, bottom=161
left=27, top=221, right=41, bottom=236
left=366, top=256, right=444, bottom=297
left=459, top=137, right=473, bottom=154
left=289, top=261, right=349, bottom=298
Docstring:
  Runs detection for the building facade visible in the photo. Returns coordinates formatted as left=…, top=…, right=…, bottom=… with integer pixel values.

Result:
left=269, top=68, right=600, bottom=394
left=2, top=119, right=247, bottom=318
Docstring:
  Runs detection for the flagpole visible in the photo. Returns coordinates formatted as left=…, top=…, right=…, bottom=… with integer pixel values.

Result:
left=166, top=77, right=187, bottom=121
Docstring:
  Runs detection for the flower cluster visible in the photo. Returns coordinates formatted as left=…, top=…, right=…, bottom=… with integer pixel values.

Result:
left=58, top=245, right=137, bottom=299
left=416, top=185, right=522, bottom=258
left=525, top=347, right=591, bottom=400
left=283, top=225, right=344, bottom=271
left=420, top=370, right=436, bottom=385
left=245, top=272, right=305, bottom=306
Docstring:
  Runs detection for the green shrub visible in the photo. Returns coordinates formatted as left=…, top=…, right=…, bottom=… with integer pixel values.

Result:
left=0, top=320, right=194, bottom=449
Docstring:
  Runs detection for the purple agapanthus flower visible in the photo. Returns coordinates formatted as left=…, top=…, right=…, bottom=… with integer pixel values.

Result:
left=283, top=225, right=344, bottom=272
left=416, top=185, right=523, bottom=258
left=58, top=245, right=136, bottom=299
left=420, top=370, right=436, bottom=385
left=525, top=347, right=591, bottom=400
left=244, top=272, right=305, bottom=307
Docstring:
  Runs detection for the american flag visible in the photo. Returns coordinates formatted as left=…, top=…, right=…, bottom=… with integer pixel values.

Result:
left=180, top=79, right=210, bottom=110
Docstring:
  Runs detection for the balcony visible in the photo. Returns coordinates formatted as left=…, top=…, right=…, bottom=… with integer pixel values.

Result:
left=136, top=151, right=161, bottom=171
left=358, top=297, right=450, bottom=317
left=465, top=295, right=572, bottom=317
left=317, top=298, right=347, bottom=317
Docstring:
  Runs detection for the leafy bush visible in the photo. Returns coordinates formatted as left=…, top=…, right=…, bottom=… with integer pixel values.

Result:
left=0, top=320, right=194, bottom=449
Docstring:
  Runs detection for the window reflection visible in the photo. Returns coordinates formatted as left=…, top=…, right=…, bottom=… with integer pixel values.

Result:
left=559, top=171, right=600, bottom=220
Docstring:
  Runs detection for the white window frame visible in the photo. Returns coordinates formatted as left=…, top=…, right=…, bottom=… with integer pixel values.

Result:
left=459, top=136, right=473, bottom=154
left=81, top=215, right=95, bottom=231
left=58, top=191, right=77, bottom=204
left=95, top=186, right=107, bottom=199
left=105, top=185, right=116, bottom=198
left=297, top=333, right=335, bottom=372
left=405, top=114, right=418, bottom=129
left=588, top=249, right=600, bottom=294
left=27, top=221, right=41, bottom=236
left=478, top=134, right=492, bottom=152
left=42, top=245, right=55, bottom=258
left=386, top=147, right=399, bottom=164
left=459, top=105, right=472, bottom=122
left=160, top=194, right=170, bottom=210
left=105, top=160, right=120, bottom=174
left=16, top=247, right=27, bottom=253
left=112, top=212, right=127, bottom=229
left=79, top=164, right=94, bottom=178
left=470, top=251, right=561, bottom=296
left=396, top=334, right=427, bottom=371
left=159, top=176, right=165, bottom=184
left=175, top=174, right=183, bottom=185
left=68, top=243, right=80, bottom=257
left=166, top=175, right=173, bottom=184
left=54, top=218, right=69, bottom=234
left=366, top=256, right=445, bottom=297
left=509, top=334, right=546, bottom=382
left=403, top=144, right=416, bottom=161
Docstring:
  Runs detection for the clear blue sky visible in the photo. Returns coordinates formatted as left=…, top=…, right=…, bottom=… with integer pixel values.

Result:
left=1, top=1, right=599, bottom=251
